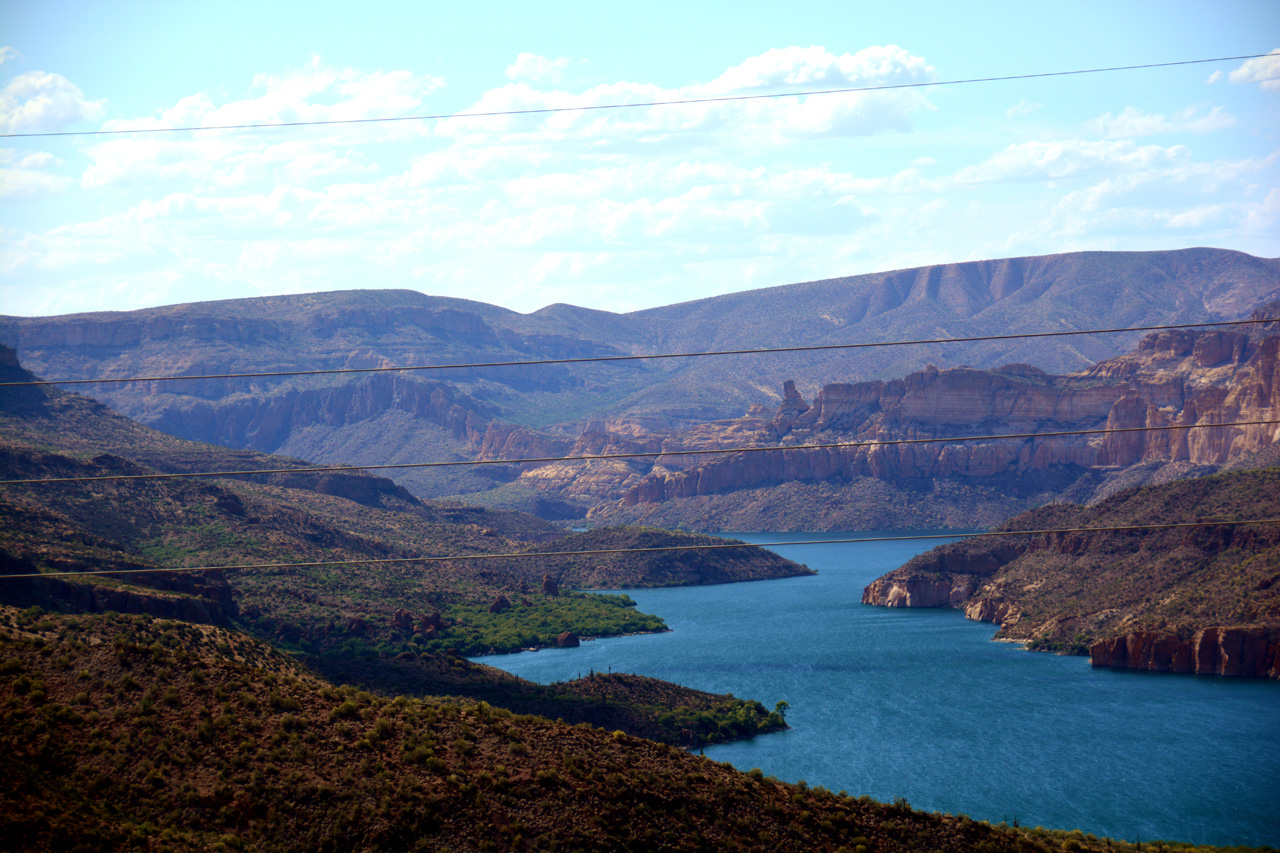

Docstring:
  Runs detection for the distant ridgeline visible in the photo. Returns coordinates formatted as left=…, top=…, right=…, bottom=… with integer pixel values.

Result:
left=863, top=466, right=1280, bottom=679
left=2, top=247, right=1278, bottom=525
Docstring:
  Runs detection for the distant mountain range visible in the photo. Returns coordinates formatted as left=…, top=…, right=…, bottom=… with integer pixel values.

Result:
left=3, top=247, right=1278, bottom=520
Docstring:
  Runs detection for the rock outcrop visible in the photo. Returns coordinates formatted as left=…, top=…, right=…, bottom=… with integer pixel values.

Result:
left=1090, top=628, right=1280, bottom=678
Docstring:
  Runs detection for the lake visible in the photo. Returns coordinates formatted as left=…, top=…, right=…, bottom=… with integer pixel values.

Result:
left=477, top=532, right=1280, bottom=847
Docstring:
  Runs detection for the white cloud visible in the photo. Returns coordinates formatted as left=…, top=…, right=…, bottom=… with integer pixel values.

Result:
left=82, top=58, right=440, bottom=189
left=0, top=166, right=72, bottom=198
left=99, top=57, right=443, bottom=134
left=0, top=47, right=20, bottom=67
left=4, top=45, right=1276, bottom=318
left=1227, top=49, right=1280, bottom=92
left=951, top=139, right=1186, bottom=185
left=1087, top=105, right=1236, bottom=138
left=0, top=70, right=105, bottom=134
left=506, top=53, right=571, bottom=83
left=1005, top=100, right=1041, bottom=118
left=438, top=44, right=936, bottom=149
left=0, top=147, right=70, bottom=198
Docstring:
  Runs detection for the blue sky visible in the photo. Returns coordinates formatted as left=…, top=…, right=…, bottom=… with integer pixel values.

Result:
left=2, top=0, right=1277, bottom=317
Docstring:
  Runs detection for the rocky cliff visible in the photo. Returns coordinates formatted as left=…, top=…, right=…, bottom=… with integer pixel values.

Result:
left=505, top=317, right=1280, bottom=526
left=860, top=468, right=1280, bottom=678
left=1089, top=627, right=1280, bottom=678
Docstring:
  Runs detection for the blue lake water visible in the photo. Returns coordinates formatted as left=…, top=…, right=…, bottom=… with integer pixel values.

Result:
left=478, top=532, right=1280, bottom=847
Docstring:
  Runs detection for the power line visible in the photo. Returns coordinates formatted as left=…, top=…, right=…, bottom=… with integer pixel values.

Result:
left=2, top=54, right=1269, bottom=141
left=3, top=517, right=1275, bottom=580
left=3, top=419, right=1275, bottom=486
left=4, top=317, right=1274, bottom=389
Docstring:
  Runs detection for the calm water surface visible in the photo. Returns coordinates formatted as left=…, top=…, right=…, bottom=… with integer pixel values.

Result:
left=478, top=532, right=1280, bottom=847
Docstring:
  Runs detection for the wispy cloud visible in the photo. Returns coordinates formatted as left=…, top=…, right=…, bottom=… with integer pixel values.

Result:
left=1005, top=100, right=1041, bottom=118
left=506, top=53, right=572, bottom=84
left=1086, top=105, right=1236, bottom=138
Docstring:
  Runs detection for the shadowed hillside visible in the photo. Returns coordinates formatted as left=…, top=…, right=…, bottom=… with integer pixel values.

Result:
left=1, top=606, right=1264, bottom=853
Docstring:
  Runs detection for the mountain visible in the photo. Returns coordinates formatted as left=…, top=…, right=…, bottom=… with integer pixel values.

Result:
left=861, top=468, right=1280, bottom=678
left=2, top=248, right=1277, bottom=514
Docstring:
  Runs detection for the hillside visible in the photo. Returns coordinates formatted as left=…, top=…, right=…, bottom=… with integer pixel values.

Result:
left=2, top=248, right=1277, bottom=510
left=0, top=606, right=1260, bottom=853
left=0, top=347, right=812, bottom=743
left=861, top=468, right=1280, bottom=678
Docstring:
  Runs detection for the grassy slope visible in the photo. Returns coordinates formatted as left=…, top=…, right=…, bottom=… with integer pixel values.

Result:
left=2, top=606, right=1262, bottom=853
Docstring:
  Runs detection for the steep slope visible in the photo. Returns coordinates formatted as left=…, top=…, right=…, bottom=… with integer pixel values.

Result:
left=860, top=468, right=1280, bottom=678
left=2, top=249, right=1276, bottom=509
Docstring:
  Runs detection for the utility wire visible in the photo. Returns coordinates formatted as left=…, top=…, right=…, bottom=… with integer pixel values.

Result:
left=3, top=518, right=1276, bottom=579
left=2, top=419, right=1275, bottom=486
left=3, top=317, right=1274, bottom=388
left=2, top=54, right=1269, bottom=140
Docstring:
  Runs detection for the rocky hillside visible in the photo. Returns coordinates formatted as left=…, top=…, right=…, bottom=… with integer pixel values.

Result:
left=5, top=606, right=1222, bottom=853
left=860, top=468, right=1280, bottom=678
left=2, top=248, right=1277, bottom=509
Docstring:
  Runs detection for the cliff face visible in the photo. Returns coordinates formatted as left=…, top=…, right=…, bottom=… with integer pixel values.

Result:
left=519, top=325, right=1279, bottom=520
left=1089, top=628, right=1280, bottom=678
left=859, top=468, right=1280, bottom=678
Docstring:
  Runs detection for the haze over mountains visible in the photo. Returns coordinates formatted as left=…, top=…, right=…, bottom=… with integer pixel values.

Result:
left=3, top=247, right=1278, bottom=521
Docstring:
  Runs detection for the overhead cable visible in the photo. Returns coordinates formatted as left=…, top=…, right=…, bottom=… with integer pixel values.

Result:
left=1, top=54, right=1269, bottom=140
left=2, top=517, right=1275, bottom=579
left=3, top=317, right=1274, bottom=389
left=2, top=418, right=1276, bottom=486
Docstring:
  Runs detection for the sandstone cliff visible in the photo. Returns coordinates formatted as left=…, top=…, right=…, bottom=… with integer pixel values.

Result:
left=505, top=319, right=1280, bottom=527
left=860, top=468, right=1280, bottom=678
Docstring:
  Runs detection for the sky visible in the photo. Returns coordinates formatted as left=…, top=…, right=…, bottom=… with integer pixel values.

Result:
left=1, top=0, right=1278, bottom=318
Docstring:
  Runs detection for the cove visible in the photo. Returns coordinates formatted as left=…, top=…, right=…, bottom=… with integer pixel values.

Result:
left=478, top=532, right=1280, bottom=847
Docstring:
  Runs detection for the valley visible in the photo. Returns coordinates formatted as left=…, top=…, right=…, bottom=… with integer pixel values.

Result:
left=3, top=248, right=1279, bottom=850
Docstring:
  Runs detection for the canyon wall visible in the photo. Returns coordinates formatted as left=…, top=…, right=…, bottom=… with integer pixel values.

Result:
left=521, top=326, right=1279, bottom=518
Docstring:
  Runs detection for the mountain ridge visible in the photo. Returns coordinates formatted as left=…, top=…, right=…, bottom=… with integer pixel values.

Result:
left=3, top=247, right=1278, bottom=519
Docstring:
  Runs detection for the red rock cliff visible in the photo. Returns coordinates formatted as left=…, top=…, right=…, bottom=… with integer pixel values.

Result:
left=578, top=327, right=1280, bottom=507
